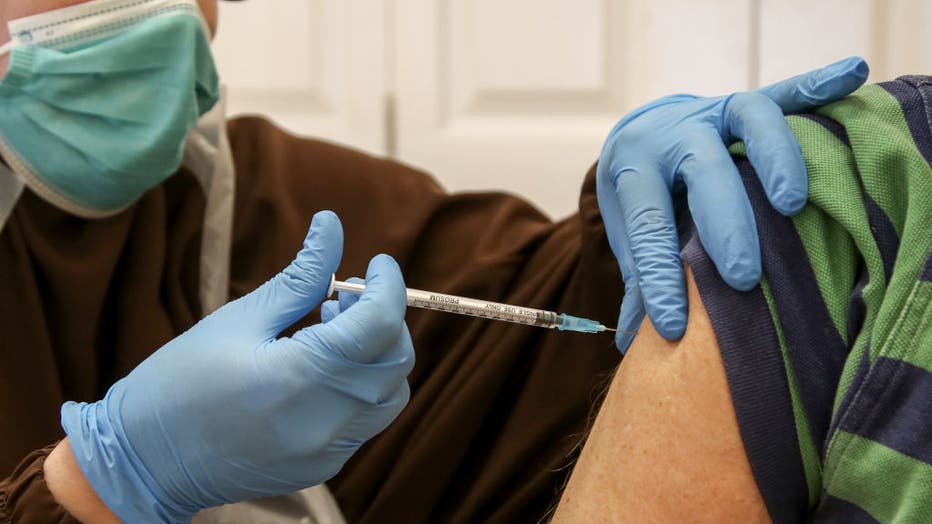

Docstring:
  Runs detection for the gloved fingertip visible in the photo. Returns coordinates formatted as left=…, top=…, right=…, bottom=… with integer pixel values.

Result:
left=368, top=253, right=402, bottom=275
left=827, top=56, right=869, bottom=80
left=850, top=57, right=869, bottom=80
left=59, top=400, right=80, bottom=428
left=362, top=254, right=407, bottom=318
left=774, top=186, right=808, bottom=216
left=320, top=300, right=340, bottom=323
left=338, top=277, right=364, bottom=311
left=310, top=208, right=342, bottom=239
left=303, top=210, right=339, bottom=246
left=288, top=210, right=343, bottom=280
left=615, top=330, right=636, bottom=356
left=812, top=57, right=870, bottom=99
left=722, top=259, right=762, bottom=291
left=653, top=311, right=687, bottom=341
left=311, top=209, right=339, bottom=226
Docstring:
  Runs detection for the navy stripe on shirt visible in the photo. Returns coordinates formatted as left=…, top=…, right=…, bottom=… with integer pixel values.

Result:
left=681, top=228, right=809, bottom=524
left=839, top=356, right=932, bottom=466
left=798, top=113, right=850, bottom=146
left=864, top=196, right=900, bottom=282
left=814, top=493, right=881, bottom=523
left=845, top=265, right=869, bottom=345
left=921, top=246, right=932, bottom=282
left=825, top=343, right=871, bottom=453
left=880, top=77, right=932, bottom=168
left=734, top=158, right=849, bottom=455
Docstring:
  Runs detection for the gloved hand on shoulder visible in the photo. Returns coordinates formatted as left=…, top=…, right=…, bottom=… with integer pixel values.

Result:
left=598, top=57, right=869, bottom=352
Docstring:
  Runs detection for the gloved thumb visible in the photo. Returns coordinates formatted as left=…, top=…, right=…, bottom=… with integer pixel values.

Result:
left=755, top=56, right=868, bottom=114
left=294, top=254, right=407, bottom=364
left=228, top=210, right=344, bottom=338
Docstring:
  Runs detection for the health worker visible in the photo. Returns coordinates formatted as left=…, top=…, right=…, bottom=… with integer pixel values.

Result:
left=0, top=0, right=868, bottom=522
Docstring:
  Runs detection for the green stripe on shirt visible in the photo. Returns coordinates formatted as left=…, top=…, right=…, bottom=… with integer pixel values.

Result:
left=824, top=430, right=932, bottom=522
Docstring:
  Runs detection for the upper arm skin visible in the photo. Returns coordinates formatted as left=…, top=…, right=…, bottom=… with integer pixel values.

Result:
left=551, top=267, right=770, bottom=523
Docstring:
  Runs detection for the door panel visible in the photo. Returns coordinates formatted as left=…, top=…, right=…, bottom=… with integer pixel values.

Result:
left=394, top=0, right=751, bottom=218
left=210, top=1, right=926, bottom=217
left=212, top=0, right=387, bottom=154
left=880, top=0, right=932, bottom=80
left=759, top=0, right=875, bottom=86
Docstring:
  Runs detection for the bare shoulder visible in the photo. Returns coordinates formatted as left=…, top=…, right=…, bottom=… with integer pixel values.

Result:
left=552, top=267, right=770, bottom=523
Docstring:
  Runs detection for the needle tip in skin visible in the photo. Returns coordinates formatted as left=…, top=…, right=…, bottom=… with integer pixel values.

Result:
left=604, top=326, right=638, bottom=336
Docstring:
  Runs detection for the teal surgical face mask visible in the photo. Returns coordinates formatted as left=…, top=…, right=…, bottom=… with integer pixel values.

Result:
left=0, top=0, right=220, bottom=217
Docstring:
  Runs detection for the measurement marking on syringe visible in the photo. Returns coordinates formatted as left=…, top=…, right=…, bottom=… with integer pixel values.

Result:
left=328, top=275, right=621, bottom=335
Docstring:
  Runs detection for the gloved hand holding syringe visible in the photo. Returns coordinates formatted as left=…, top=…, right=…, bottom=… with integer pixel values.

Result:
left=329, top=275, right=628, bottom=334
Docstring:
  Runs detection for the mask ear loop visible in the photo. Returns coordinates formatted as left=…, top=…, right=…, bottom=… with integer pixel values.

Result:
left=0, top=41, right=12, bottom=57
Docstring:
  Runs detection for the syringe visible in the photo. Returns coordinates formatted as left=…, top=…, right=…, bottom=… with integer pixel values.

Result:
left=328, top=275, right=623, bottom=334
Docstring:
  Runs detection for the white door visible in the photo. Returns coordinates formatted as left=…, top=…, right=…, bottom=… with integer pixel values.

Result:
left=212, top=0, right=388, bottom=154
left=211, top=0, right=932, bottom=218
left=758, top=0, right=932, bottom=84
left=392, top=0, right=754, bottom=218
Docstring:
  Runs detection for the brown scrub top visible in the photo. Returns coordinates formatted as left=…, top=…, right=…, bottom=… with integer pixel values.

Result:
left=0, top=116, right=622, bottom=524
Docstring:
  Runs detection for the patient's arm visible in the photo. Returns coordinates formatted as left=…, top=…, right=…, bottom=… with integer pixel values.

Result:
left=551, top=267, right=770, bottom=523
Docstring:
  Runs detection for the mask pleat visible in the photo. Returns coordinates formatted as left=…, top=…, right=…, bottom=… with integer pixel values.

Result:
left=0, top=3, right=219, bottom=214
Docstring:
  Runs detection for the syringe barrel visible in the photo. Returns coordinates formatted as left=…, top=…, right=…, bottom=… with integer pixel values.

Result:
left=329, top=276, right=560, bottom=328
left=329, top=276, right=613, bottom=334
left=404, top=288, right=559, bottom=328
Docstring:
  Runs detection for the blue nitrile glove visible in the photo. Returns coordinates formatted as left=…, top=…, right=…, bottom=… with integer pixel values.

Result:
left=61, top=211, right=415, bottom=523
left=598, top=57, right=869, bottom=353
left=321, top=277, right=366, bottom=323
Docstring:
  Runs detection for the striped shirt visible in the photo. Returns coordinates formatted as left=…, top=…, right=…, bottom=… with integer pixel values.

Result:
left=680, top=76, right=932, bottom=523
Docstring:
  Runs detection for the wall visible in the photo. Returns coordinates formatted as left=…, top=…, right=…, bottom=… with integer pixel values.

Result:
left=212, top=0, right=932, bottom=218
